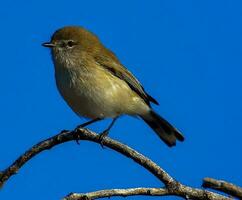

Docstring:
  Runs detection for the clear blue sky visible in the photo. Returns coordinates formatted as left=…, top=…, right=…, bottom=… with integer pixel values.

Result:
left=0, top=1, right=241, bottom=199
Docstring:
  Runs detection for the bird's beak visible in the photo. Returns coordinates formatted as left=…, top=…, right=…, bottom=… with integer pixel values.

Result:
left=42, top=42, right=56, bottom=48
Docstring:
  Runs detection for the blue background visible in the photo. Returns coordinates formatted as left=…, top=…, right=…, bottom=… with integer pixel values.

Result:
left=0, top=0, right=241, bottom=199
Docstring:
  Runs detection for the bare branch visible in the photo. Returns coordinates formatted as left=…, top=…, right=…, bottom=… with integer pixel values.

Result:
left=0, top=128, right=173, bottom=187
left=63, top=185, right=233, bottom=200
left=203, top=177, right=242, bottom=199
left=63, top=187, right=169, bottom=200
left=0, top=126, right=236, bottom=199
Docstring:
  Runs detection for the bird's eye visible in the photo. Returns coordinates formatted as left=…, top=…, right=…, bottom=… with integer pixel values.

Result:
left=67, top=40, right=75, bottom=48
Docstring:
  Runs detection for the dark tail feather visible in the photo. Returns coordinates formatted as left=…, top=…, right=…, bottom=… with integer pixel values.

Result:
left=141, top=110, right=184, bottom=147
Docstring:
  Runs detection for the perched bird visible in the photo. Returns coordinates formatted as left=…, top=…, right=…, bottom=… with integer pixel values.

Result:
left=42, top=26, right=184, bottom=147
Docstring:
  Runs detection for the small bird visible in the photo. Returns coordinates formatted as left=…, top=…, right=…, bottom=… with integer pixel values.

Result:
left=42, top=26, right=184, bottom=147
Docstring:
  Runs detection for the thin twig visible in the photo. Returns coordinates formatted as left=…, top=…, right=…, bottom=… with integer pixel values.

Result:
left=203, top=177, right=242, bottom=199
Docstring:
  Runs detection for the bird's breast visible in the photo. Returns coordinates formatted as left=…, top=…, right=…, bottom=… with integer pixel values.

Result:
left=54, top=64, right=149, bottom=119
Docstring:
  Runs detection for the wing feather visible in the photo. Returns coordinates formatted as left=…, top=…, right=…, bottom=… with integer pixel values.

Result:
left=94, top=54, right=158, bottom=106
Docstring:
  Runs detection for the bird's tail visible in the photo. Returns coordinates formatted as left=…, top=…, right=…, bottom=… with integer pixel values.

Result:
left=141, top=110, right=184, bottom=147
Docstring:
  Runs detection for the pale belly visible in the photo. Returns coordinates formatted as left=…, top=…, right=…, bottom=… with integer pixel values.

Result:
left=55, top=67, right=149, bottom=119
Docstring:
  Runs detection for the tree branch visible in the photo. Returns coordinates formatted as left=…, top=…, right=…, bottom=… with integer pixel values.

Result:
left=0, top=126, right=236, bottom=199
left=64, top=187, right=169, bottom=200
left=203, top=177, right=242, bottom=199
left=0, top=128, right=173, bottom=187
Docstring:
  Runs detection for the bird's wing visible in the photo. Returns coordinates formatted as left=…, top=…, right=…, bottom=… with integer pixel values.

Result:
left=95, top=54, right=159, bottom=106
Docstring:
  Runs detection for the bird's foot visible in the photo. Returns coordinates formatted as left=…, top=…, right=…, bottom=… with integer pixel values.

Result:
left=74, top=127, right=82, bottom=145
left=98, top=130, right=109, bottom=148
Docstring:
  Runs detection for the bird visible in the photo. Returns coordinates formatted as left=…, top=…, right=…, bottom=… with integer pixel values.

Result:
left=42, top=26, right=184, bottom=147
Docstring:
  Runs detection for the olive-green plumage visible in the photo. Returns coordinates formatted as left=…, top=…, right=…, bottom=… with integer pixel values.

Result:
left=43, top=26, right=184, bottom=147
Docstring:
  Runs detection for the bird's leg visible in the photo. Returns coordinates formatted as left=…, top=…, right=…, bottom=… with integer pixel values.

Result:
left=99, top=117, right=118, bottom=147
left=75, top=118, right=103, bottom=144
left=77, top=118, right=103, bottom=129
